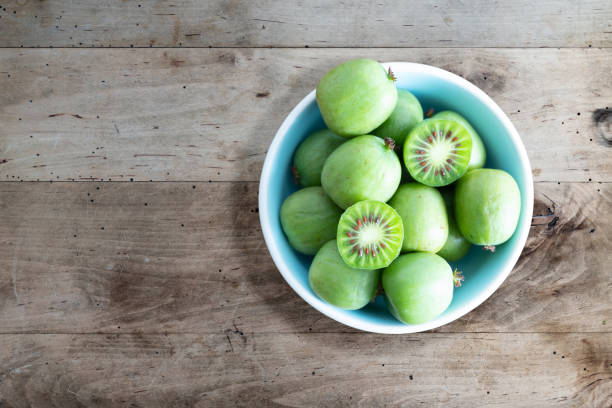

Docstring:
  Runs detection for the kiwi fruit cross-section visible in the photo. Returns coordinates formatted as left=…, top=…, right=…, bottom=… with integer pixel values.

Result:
left=337, top=200, right=403, bottom=269
left=434, top=110, right=486, bottom=171
left=403, top=118, right=472, bottom=187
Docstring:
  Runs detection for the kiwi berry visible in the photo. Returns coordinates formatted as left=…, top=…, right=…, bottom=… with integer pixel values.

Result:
left=309, top=240, right=381, bottom=310
left=372, top=89, right=423, bottom=146
left=403, top=118, right=472, bottom=187
left=292, top=129, right=345, bottom=187
left=337, top=200, right=403, bottom=269
left=434, top=111, right=486, bottom=170
left=455, top=169, right=521, bottom=247
left=437, top=187, right=472, bottom=262
left=388, top=183, right=448, bottom=253
left=280, top=187, right=342, bottom=255
left=382, top=252, right=454, bottom=324
left=316, top=59, right=398, bottom=137
left=321, top=135, right=401, bottom=209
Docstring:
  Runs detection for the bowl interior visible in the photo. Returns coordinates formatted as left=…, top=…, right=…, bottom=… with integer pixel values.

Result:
left=260, top=62, right=533, bottom=333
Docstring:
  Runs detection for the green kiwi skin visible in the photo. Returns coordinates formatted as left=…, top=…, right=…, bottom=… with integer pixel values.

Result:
left=321, top=135, right=402, bottom=209
left=388, top=183, right=448, bottom=253
left=437, top=187, right=472, bottom=262
left=293, top=129, right=345, bottom=187
left=383, top=252, right=454, bottom=324
left=454, top=169, right=521, bottom=246
left=280, top=187, right=342, bottom=255
left=372, top=89, right=424, bottom=146
left=434, top=111, right=486, bottom=170
left=437, top=216, right=472, bottom=262
left=316, top=59, right=398, bottom=137
left=309, top=240, right=381, bottom=310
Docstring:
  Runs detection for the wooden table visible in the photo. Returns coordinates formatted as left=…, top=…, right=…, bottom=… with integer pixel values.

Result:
left=0, top=1, right=611, bottom=406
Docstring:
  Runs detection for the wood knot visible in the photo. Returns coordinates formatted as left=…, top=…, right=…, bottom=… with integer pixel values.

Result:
left=592, top=108, right=611, bottom=145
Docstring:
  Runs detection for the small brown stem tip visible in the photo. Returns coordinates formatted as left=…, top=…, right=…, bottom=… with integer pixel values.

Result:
left=425, top=108, right=435, bottom=118
left=384, top=137, right=396, bottom=151
left=387, top=67, right=397, bottom=82
left=291, top=165, right=300, bottom=185
left=371, top=282, right=384, bottom=303
left=453, top=269, right=464, bottom=288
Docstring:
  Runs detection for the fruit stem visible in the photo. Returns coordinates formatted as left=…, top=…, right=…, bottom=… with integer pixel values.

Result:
left=291, top=165, right=300, bottom=185
left=453, top=269, right=464, bottom=288
left=387, top=67, right=397, bottom=82
left=371, top=282, right=384, bottom=303
left=425, top=108, right=434, bottom=118
left=384, top=137, right=396, bottom=151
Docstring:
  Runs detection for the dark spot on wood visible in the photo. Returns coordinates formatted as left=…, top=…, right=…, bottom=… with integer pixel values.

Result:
left=256, top=91, right=270, bottom=98
left=590, top=228, right=595, bottom=233
left=48, top=113, right=65, bottom=117
left=466, top=71, right=505, bottom=93
left=217, top=53, right=236, bottom=65
left=547, top=216, right=559, bottom=229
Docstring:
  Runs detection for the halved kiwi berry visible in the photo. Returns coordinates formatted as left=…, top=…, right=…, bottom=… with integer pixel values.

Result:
left=403, top=118, right=472, bottom=187
left=337, top=200, right=403, bottom=269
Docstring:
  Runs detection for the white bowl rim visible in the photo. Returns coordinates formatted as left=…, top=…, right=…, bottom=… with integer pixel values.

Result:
left=259, top=62, right=534, bottom=334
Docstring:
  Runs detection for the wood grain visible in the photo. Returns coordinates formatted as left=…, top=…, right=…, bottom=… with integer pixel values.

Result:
left=1, top=48, right=611, bottom=183
left=0, top=332, right=610, bottom=407
left=0, top=181, right=609, bottom=335
left=0, top=0, right=610, bottom=48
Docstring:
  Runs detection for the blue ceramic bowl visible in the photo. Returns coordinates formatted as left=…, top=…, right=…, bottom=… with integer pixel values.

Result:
left=259, top=62, right=533, bottom=333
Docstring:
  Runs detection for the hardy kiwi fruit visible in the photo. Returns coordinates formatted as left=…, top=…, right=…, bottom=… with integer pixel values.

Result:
left=337, top=200, right=403, bottom=269
left=280, top=187, right=342, bottom=255
left=309, top=240, right=381, bottom=310
left=321, top=135, right=401, bottom=209
left=292, top=129, right=345, bottom=187
left=403, top=118, right=472, bottom=187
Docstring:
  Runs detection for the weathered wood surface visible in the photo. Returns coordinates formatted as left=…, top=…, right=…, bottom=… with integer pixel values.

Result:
left=1, top=48, right=611, bottom=183
left=0, top=0, right=610, bottom=48
left=0, top=332, right=609, bottom=407
left=2, top=2, right=612, bottom=405
left=0, top=181, right=609, bottom=335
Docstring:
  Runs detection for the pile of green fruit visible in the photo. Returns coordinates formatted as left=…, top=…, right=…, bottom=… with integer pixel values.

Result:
left=280, top=59, right=521, bottom=325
